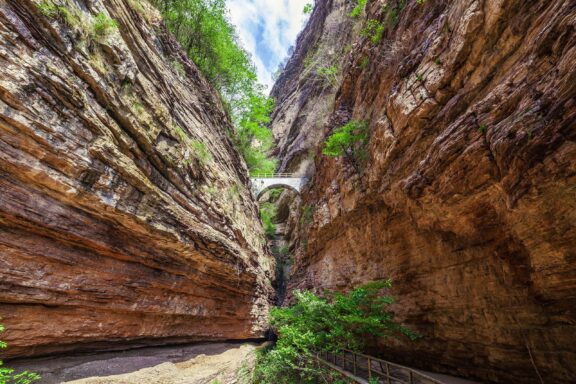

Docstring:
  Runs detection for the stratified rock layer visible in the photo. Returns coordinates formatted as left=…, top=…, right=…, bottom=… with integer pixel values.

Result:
left=272, top=0, right=576, bottom=382
left=0, top=0, right=273, bottom=358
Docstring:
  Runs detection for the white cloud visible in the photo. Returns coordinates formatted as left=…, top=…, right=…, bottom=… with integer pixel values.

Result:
left=227, top=0, right=310, bottom=93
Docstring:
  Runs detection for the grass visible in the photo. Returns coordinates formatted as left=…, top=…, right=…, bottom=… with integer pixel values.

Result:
left=92, top=12, right=118, bottom=40
left=175, top=125, right=212, bottom=166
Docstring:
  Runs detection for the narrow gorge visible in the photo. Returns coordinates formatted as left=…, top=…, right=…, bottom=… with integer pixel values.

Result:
left=0, top=0, right=575, bottom=383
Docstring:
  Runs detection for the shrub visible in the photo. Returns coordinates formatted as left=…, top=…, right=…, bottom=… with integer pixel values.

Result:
left=253, top=280, right=416, bottom=383
left=361, top=19, right=385, bottom=44
left=303, top=3, right=313, bottom=14
left=1, top=323, right=40, bottom=384
left=323, top=120, right=369, bottom=172
left=350, top=0, right=368, bottom=18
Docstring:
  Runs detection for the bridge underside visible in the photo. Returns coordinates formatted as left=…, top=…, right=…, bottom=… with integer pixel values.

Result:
left=251, top=178, right=305, bottom=198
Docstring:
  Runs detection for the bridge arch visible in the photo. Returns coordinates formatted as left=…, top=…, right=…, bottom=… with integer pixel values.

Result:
left=250, top=174, right=306, bottom=199
left=256, top=183, right=300, bottom=200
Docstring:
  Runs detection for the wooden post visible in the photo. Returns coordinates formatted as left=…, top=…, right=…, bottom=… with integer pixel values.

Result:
left=386, top=363, right=391, bottom=384
left=368, top=358, right=372, bottom=380
left=409, top=370, right=414, bottom=384
left=353, top=353, right=357, bottom=375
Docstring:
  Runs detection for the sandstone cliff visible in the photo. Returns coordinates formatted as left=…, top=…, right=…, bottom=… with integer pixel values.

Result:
left=271, top=0, right=576, bottom=383
left=0, top=0, right=273, bottom=358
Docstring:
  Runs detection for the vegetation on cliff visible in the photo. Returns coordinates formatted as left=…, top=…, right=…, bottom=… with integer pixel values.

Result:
left=253, top=281, right=415, bottom=383
left=151, top=0, right=276, bottom=173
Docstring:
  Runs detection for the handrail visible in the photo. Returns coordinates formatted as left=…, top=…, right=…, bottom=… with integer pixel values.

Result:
left=318, top=349, right=445, bottom=384
left=250, top=173, right=302, bottom=178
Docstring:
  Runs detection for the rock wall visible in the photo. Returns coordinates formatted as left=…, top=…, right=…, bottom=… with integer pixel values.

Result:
left=0, top=0, right=274, bottom=358
left=271, top=0, right=576, bottom=382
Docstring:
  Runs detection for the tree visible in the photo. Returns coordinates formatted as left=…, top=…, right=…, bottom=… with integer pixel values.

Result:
left=322, top=120, right=369, bottom=172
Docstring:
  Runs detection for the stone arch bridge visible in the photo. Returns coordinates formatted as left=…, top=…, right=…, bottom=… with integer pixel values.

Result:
left=250, top=173, right=307, bottom=199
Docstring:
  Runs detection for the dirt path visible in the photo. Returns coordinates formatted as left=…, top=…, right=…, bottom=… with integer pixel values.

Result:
left=9, top=342, right=261, bottom=384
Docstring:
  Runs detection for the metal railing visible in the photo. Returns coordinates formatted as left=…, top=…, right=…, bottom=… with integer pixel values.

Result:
left=250, top=173, right=300, bottom=178
left=316, top=349, right=445, bottom=384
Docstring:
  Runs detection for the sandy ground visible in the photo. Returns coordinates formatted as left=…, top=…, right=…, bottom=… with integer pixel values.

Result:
left=66, top=343, right=257, bottom=384
left=9, top=342, right=260, bottom=384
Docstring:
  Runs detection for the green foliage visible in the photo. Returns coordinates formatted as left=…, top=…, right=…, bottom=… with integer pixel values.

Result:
left=303, top=3, right=313, bottom=14
left=268, top=188, right=283, bottom=201
left=361, top=19, right=385, bottom=44
left=38, top=2, right=82, bottom=30
left=350, top=0, right=368, bottom=18
left=233, top=92, right=277, bottom=174
left=175, top=125, right=212, bottom=165
left=259, top=202, right=277, bottom=238
left=478, top=124, right=487, bottom=133
left=151, top=0, right=277, bottom=174
left=171, top=60, right=186, bottom=77
left=323, top=120, right=369, bottom=170
left=1, top=324, right=41, bottom=384
left=359, top=56, right=369, bottom=69
left=190, top=140, right=212, bottom=164
left=92, top=12, right=118, bottom=39
left=253, top=281, right=416, bottom=383
left=317, top=64, right=339, bottom=87
left=36, top=1, right=58, bottom=17
left=300, top=205, right=314, bottom=226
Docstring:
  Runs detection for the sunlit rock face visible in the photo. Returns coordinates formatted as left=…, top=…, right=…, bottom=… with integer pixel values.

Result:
left=271, top=0, right=576, bottom=382
left=0, top=0, right=274, bottom=358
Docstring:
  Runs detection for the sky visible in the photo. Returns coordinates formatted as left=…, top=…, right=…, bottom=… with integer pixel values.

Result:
left=227, top=0, right=311, bottom=93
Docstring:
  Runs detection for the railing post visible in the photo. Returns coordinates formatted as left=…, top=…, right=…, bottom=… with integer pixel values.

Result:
left=409, top=370, right=413, bottom=384
left=368, top=358, right=372, bottom=380
left=386, top=363, right=391, bottom=384
left=353, top=353, right=357, bottom=375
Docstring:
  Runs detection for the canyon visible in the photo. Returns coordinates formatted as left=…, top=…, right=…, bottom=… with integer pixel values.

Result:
left=0, top=0, right=575, bottom=383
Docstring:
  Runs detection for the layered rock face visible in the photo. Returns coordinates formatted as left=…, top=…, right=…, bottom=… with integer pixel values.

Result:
left=270, top=0, right=357, bottom=174
left=271, top=0, right=576, bottom=382
left=0, top=0, right=273, bottom=358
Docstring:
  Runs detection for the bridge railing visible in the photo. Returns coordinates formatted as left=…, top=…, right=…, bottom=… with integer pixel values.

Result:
left=316, top=349, right=445, bottom=384
left=251, top=173, right=300, bottom=178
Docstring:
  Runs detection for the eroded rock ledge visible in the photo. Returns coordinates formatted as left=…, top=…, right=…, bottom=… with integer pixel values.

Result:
left=0, top=0, right=273, bottom=358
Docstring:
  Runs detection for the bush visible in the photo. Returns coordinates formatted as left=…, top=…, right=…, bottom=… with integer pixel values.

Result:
left=253, top=280, right=416, bottom=383
left=303, top=3, right=313, bottom=14
left=361, top=19, right=385, bottom=44
left=350, top=0, right=368, bottom=18
left=322, top=120, right=369, bottom=172
left=1, top=324, right=40, bottom=384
